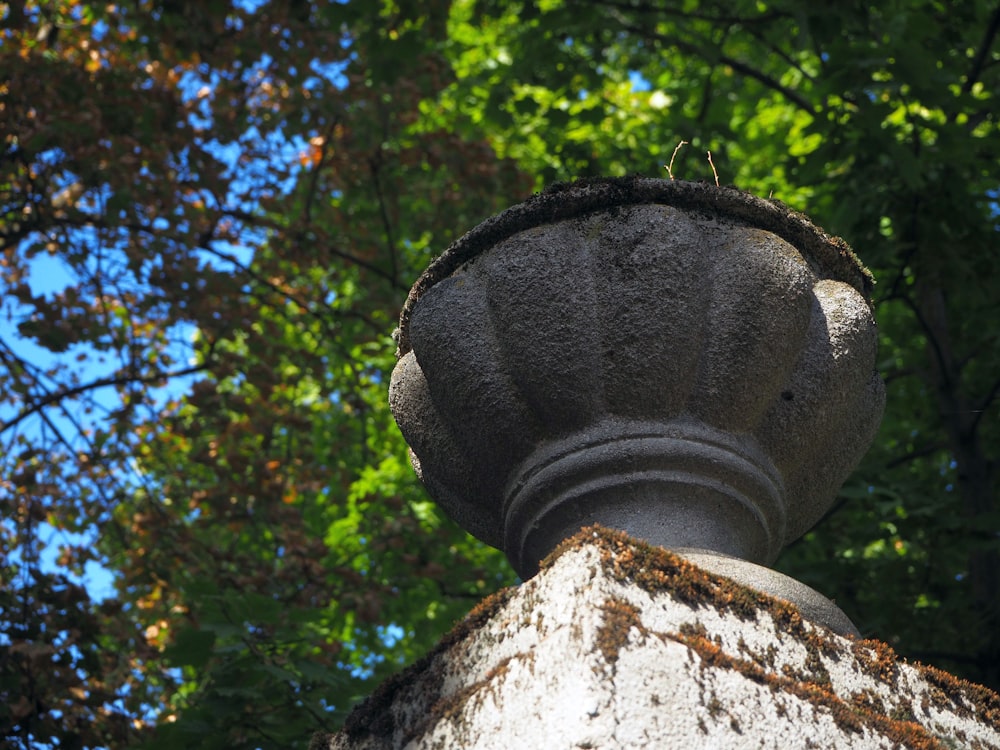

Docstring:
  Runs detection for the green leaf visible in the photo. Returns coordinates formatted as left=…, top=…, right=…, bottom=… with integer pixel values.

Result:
left=164, top=628, right=217, bottom=669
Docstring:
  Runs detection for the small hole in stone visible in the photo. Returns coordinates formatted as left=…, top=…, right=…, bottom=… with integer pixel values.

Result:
left=781, top=391, right=794, bottom=401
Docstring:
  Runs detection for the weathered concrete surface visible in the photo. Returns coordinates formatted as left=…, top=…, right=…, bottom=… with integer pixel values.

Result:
left=389, top=177, right=885, bottom=580
left=325, top=528, right=1000, bottom=750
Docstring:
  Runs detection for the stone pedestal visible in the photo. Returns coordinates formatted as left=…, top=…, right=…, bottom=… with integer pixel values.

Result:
left=324, top=529, right=1000, bottom=750
left=320, top=177, right=1000, bottom=748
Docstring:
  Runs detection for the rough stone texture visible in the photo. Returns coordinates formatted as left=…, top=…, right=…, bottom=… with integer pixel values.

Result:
left=389, top=178, right=885, bottom=580
left=324, top=529, right=1000, bottom=750
left=395, top=177, right=874, bottom=356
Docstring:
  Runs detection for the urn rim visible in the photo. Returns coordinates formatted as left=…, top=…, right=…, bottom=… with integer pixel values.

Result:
left=395, top=176, right=873, bottom=357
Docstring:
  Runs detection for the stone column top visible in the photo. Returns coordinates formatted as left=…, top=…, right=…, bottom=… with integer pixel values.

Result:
left=395, top=176, right=873, bottom=357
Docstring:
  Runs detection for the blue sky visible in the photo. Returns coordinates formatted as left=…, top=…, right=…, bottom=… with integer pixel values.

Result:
left=0, top=0, right=341, bottom=603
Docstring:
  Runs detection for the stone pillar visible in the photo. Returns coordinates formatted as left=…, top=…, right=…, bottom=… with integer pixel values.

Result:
left=321, top=177, right=1000, bottom=748
left=328, top=528, right=1000, bottom=750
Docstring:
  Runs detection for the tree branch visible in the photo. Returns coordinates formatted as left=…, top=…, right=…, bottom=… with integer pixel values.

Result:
left=217, top=208, right=411, bottom=293
left=21, top=211, right=390, bottom=341
left=368, top=152, right=400, bottom=290
left=591, top=0, right=792, bottom=27
left=880, top=366, right=919, bottom=385
left=609, top=15, right=816, bottom=114
left=885, top=443, right=947, bottom=470
left=36, top=208, right=411, bottom=297
left=299, top=115, right=341, bottom=227
left=898, top=290, right=957, bottom=394
left=739, top=24, right=816, bottom=83
left=0, top=363, right=213, bottom=436
left=963, top=2, right=1000, bottom=93
left=195, top=237, right=384, bottom=340
left=972, top=376, right=1000, bottom=434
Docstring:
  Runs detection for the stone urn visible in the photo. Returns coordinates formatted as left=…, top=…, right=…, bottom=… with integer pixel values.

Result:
left=389, top=177, right=884, bottom=633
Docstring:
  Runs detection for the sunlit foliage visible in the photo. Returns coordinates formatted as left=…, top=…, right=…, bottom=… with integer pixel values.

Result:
left=1, top=1, right=998, bottom=747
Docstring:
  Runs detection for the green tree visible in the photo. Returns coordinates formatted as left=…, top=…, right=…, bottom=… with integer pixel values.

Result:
left=440, top=0, right=1000, bottom=687
left=1, top=0, right=997, bottom=747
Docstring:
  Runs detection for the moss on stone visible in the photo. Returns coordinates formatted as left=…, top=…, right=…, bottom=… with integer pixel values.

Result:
left=595, top=597, right=644, bottom=669
left=546, top=525, right=810, bottom=635
left=680, top=626, right=951, bottom=749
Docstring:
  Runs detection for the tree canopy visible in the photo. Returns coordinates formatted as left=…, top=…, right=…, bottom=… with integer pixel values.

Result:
left=1, top=1, right=998, bottom=747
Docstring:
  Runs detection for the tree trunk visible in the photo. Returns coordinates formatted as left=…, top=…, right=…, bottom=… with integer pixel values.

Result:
left=917, top=282, right=999, bottom=687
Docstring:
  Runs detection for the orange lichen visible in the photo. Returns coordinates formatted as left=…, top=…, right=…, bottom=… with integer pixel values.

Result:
left=546, top=526, right=823, bottom=644
left=918, top=661, right=1000, bottom=727
left=852, top=638, right=901, bottom=686
left=850, top=689, right=888, bottom=716
left=676, top=629, right=950, bottom=749
left=596, top=597, right=644, bottom=668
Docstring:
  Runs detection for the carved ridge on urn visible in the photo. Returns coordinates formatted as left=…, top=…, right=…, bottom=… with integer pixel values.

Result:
left=389, top=177, right=885, bottom=632
left=395, top=176, right=873, bottom=358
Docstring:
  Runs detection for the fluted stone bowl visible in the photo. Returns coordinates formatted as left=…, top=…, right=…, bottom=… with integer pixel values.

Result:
left=390, top=177, right=884, bottom=581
